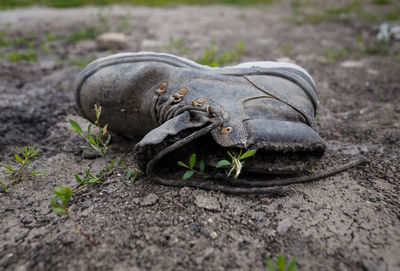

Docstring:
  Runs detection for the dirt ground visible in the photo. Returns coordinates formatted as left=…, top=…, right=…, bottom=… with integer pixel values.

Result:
left=0, top=2, right=399, bottom=271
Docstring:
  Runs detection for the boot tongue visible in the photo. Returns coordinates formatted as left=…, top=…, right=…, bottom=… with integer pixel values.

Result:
left=133, top=111, right=211, bottom=167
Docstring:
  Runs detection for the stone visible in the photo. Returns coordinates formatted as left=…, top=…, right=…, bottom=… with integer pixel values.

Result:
left=194, top=193, right=221, bottom=212
left=96, top=32, right=128, bottom=50
left=140, top=193, right=159, bottom=206
left=277, top=218, right=292, bottom=234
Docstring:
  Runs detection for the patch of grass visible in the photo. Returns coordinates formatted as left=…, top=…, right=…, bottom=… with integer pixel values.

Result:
left=286, top=0, right=392, bottom=24
left=3, top=42, right=37, bottom=62
left=160, top=36, right=190, bottom=55
left=0, top=23, right=12, bottom=47
left=117, top=12, right=132, bottom=33
left=68, top=57, right=96, bottom=68
left=280, top=42, right=293, bottom=57
left=353, top=35, right=390, bottom=58
left=1, top=145, right=47, bottom=193
left=266, top=254, right=296, bottom=271
left=320, top=46, right=348, bottom=64
left=67, top=26, right=103, bottom=43
left=197, top=41, right=244, bottom=67
left=371, top=0, right=391, bottom=4
left=0, top=0, right=276, bottom=9
left=386, top=7, right=400, bottom=21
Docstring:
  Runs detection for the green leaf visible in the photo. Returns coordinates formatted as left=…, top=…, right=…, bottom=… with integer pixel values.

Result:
left=15, top=147, right=24, bottom=155
left=239, top=149, right=256, bottom=160
left=52, top=207, right=68, bottom=216
left=118, top=157, right=123, bottom=166
left=132, top=169, right=140, bottom=183
left=49, top=195, right=60, bottom=207
left=287, top=258, right=296, bottom=271
left=105, top=134, right=111, bottom=145
left=216, top=160, right=231, bottom=168
left=70, top=119, right=84, bottom=136
left=88, top=135, right=97, bottom=146
left=89, top=177, right=100, bottom=184
left=87, top=124, right=92, bottom=137
left=52, top=186, right=72, bottom=206
left=266, top=259, right=276, bottom=271
left=74, top=174, right=85, bottom=184
left=14, top=154, right=24, bottom=164
left=183, top=170, right=194, bottom=179
left=80, top=145, right=92, bottom=150
left=189, top=153, right=196, bottom=168
left=126, top=169, right=132, bottom=180
left=276, top=254, right=285, bottom=271
left=0, top=181, right=8, bottom=193
left=199, top=159, right=205, bottom=172
left=30, top=150, right=39, bottom=158
left=177, top=161, right=189, bottom=168
left=84, top=170, right=94, bottom=178
left=5, top=165, right=13, bottom=172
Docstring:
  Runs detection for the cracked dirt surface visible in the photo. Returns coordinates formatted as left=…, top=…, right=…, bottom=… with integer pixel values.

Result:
left=0, top=2, right=399, bottom=271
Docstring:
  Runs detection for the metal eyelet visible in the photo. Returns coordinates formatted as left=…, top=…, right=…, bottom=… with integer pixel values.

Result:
left=206, top=106, right=218, bottom=117
left=221, top=127, right=233, bottom=134
left=155, top=82, right=167, bottom=96
left=172, top=88, right=188, bottom=102
left=160, top=82, right=167, bottom=91
left=191, top=97, right=207, bottom=107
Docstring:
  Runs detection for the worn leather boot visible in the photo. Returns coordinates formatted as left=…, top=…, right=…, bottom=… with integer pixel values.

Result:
left=74, top=52, right=329, bottom=193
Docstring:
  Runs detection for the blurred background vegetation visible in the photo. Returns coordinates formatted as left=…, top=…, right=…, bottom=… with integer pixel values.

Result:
left=0, top=0, right=275, bottom=9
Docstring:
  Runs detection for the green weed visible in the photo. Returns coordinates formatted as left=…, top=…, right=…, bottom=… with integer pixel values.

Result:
left=50, top=186, right=98, bottom=246
left=266, top=254, right=296, bottom=271
left=386, top=7, right=400, bottom=21
left=0, top=23, right=11, bottom=47
left=1, top=145, right=47, bottom=193
left=3, top=42, right=37, bottom=62
left=319, top=46, right=348, bottom=64
left=67, top=26, right=103, bottom=43
left=0, top=0, right=276, bottom=9
left=197, top=41, right=244, bottom=67
left=117, top=12, right=132, bottom=33
left=280, top=43, right=293, bottom=57
left=160, top=36, right=190, bottom=55
left=177, top=153, right=210, bottom=179
left=70, top=104, right=139, bottom=189
left=68, top=57, right=96, bottom=68
left=216, top=149, right=256, bottom=179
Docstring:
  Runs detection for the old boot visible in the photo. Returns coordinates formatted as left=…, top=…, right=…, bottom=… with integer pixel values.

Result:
left=74, top=52, right=329, bottom=193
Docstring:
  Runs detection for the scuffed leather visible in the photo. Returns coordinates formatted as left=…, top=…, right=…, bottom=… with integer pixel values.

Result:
left=74, top=52, right=326, bottom=170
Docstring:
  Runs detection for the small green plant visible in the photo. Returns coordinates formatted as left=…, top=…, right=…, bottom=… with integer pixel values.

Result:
left=197, top=41, right=244, bottom=67
left=177, top=153, right=210, bottom=179
left=324, top=46, right=348, bottom=63
left=160, top=36, right=190, bottom=55
left=3, top=42, right=37, bottom=62
left=280, top=42, right=293, bottom=57
left=70, top=105, right=139, bottom=188
left=216, top=149, right=256, bottom=179
left=266, top=254, right=296, bottom=271
left=67, top=26, right=103, bottom=43
left=1, top=145, right=47, bottom=193
left=50, top=186, right=97, bottom=246
left=117, top=12, right=132, bottom=33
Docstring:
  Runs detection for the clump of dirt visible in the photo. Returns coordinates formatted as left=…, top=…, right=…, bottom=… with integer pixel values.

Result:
left=0, top=2, right=399, bottom=271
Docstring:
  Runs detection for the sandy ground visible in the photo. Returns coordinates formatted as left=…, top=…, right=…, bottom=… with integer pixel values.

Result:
left=0, top=2, right=399, bottom=271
